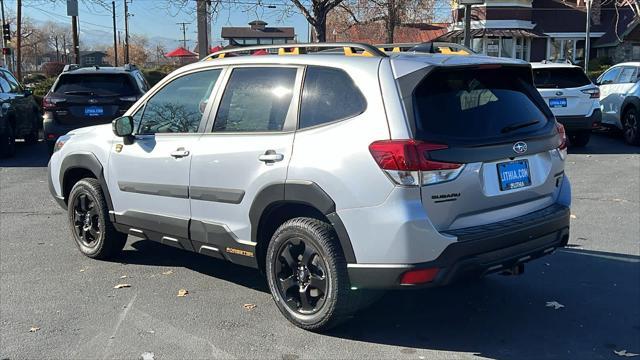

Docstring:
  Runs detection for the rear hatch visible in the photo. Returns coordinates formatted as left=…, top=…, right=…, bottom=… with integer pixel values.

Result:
left=532, top=67, right=596, bottom=117
left=48, top=73, right=138, bottom=125
left=406, top=65, right=565, bottom=231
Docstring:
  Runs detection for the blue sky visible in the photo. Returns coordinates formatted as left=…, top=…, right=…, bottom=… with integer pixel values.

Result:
left=12, top=0, right=312, bottom=49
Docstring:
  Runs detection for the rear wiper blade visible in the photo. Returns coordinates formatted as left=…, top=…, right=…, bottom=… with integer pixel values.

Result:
left=64, top=90, right=96, bottom=95
left=501, top=120, right=540, bottom=133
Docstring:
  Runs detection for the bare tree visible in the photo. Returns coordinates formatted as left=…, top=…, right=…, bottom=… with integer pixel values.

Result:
left=289, top=0, right=345, bottom=42
left=339, top=0, right=438, bottom=43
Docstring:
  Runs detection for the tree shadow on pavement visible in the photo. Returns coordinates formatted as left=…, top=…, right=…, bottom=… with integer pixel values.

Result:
left=327, top=249, right=640, bottom=359
left=118, top=239, right=270, bottom=293
left=0, top=141, right=49, bottom=167
left=568, top=132, right=640, bottom=155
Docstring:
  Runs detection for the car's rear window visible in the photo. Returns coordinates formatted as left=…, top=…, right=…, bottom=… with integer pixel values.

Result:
left=54, top=73, right=137, bottom=96
left=532, top=67, right=592, bottom=89
left=413, top=67, right=551, bottom=143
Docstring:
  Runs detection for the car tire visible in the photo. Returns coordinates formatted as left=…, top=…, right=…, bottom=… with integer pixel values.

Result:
left=623, top=107, right=640, bottom=146
left=0, top=122, right=16, bottom=158
left=266, top=217, right=357, bottom=331
left=569, top=131, right=591, bottom=147
left=67, top=178, right=127, bottom=259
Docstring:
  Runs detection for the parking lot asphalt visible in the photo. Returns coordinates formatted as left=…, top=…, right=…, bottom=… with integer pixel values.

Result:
left=1, top=132, right=639, bottom=360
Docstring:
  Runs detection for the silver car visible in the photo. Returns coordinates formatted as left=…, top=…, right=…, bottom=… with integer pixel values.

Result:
left=48, top=43, right=572, bottom=331
left=597, top=62, right=640, bottom=145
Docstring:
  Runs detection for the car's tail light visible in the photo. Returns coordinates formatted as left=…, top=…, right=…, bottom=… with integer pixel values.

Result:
left=581, top=87, right=600, bottom=99
left=556, top=122, right=568, bottom=160
left=42, top=96, right=65, bottom=110
left=369, top=140, right=464, bottom=186
left=400, top=268, right=439, bottom=285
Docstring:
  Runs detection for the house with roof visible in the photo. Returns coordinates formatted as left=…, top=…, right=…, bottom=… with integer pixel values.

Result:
left=325, top=22, right=450, bottom=44
left=221, top=20, right=295, bottom=46
left=437, top=0, right=637, bottom=63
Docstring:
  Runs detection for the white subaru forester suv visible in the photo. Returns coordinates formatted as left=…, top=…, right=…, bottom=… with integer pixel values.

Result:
left=48, top=43, right=572, bottom=331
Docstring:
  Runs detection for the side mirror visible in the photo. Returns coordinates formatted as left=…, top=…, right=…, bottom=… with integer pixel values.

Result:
left=112, top=116, right=134, bottom=144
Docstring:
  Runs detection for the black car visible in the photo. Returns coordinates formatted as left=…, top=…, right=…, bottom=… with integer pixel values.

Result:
left=42, top=64, right=149, bottom=154
left=0, top=68, right=41, bottom=158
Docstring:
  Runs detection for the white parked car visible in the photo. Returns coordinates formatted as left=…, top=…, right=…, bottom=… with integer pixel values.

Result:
left=531, top=62, right=601, bottom=147
left=596, top=62, right=640, bottom=145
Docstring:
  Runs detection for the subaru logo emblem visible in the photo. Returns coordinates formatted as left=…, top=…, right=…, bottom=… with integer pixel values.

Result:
left=555, top=91, right=563, bottom=96
left=513, top=141, right=528, bottom=154
left=88, top=99, right=98, bottom=104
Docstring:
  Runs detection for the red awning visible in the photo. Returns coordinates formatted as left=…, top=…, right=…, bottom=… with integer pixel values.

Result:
left=210, top=45, right=224, bottom=53
left=165, top=47, right=198, bottom=58
left=251, top=49, right=269, bottom=56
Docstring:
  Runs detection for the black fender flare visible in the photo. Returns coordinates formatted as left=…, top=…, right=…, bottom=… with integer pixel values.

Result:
left=621, top=96, right=640, bottom=120
left=60, top=152, right=115, bottom=219
left=249, top=180, right=357, bottom=263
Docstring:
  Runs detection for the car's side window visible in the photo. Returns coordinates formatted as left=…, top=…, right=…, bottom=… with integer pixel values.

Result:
left=212, top=67, right=297, bottom=132
left=0, top=76, right=10, bottom=93
left=137, top=69, right=221, bottom=135
left=1, top=71, right=22, bottom=93
left=599, top=67, right=622, bottom=85
left=617, top=67, right=638, bottom=84
left=299, top=66, right=366, bottom=129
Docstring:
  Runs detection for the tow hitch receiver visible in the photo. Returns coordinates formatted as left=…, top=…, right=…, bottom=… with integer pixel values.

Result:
left=501, top=263, right=525, bottom=276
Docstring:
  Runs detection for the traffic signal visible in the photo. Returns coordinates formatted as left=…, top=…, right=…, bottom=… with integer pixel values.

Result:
left=2, top=24, right=10, bottom=41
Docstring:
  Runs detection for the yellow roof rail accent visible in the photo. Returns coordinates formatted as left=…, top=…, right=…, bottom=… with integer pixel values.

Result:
left=343, top=47, right=373, bottom=57
left=278, top=47, right=300, bottom=55
left=439, top=47, right=470, bottom=55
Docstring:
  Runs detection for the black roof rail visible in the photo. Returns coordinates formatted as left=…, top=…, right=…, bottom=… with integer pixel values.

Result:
left=62, top=64, right=80, bottom=72
left=202, top=42, right=388, bottom=61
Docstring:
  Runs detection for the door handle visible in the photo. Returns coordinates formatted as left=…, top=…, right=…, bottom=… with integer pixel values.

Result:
left=170, top=147, right=190, bottom=158
left=258, top=150, right=284, bottom=163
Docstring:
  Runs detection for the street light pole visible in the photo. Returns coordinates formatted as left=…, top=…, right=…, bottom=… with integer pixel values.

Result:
left=0, top=0, right=8, bottom=70
left=585, top=0, right=591, bottom=73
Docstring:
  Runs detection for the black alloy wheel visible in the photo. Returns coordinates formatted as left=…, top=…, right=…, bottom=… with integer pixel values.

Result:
left=72, top=193, right=101, bottom=248
left=623, top=108, right=640, bottom=145
left=274, top=237, right=329, bottom=314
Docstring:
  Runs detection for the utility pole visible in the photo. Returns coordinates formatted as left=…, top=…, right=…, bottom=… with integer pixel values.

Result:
left=72, top=15, right=79, bottom=64
left=112, top=1, right=118, bottom=66
left=177, top=22, right=189, bottom=49
left=124, top=0, right=130, bottom=64
left=196, top=0, right=209, bottom=60
left=585, top=0, right=591, bottom=73
left=15, top=0, right=21, bottom=79
left=460, top=0, right=484, bottom=49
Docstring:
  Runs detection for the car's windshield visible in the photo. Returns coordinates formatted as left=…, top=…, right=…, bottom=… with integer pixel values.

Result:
left=54, top=73, right=137, bottom=96
left=532, top=67, right=592, bottom=89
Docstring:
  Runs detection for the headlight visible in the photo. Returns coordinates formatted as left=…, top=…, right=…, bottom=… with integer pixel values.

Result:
left=53, top=134, right=72, bottom=153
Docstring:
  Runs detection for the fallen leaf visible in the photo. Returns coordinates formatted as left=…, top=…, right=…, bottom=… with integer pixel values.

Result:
left=177, top=289, right=188, bottom=297
left=545, top=301, right=565, bottom=310
left=120, top=275, right=128, bottom=279
left=243, top=303, right=257, bottom=311
left=29, top=326, right=40, bottom=332
left=615, top=350, right=639, bottom=357
left=570, top=214, right=577, bottom=219
left=114, top=284, right=131, bottom=289
left=140, top=351, right=155, bottom=360
left=162, top=270, right=173, bottom=275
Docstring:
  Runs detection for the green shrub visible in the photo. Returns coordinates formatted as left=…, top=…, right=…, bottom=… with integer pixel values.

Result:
left=31, top=77, right=56, bottom=107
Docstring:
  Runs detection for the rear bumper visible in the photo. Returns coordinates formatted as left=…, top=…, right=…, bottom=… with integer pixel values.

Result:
left=347, top=203, right=570, bottom=289
left=556, top=109, right=602, bottom=131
